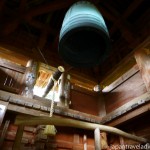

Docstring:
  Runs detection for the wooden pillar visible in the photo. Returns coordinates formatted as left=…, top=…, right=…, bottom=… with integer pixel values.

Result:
left=0, top=120, right=10, bottom=148
left=65, top=74, right=71, bottom=108
left=57, top=73, right=66, bottom=107
left=21, top=60, right=38, bottom=98
left=83, top=134, right=87, bottom=150
left=94, top=128, right=101, bottom=150
left=119, top=136, right=125, bottom=150
left=13, top=125, right=24, bottom=150
left=135, top=48, right=150, bottom=91
left=94, top=85, right=106, bottom=117
left=57, top=73, right=70, bottom=108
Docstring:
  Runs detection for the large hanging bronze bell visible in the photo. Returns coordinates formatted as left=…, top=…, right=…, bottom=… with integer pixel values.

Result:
left=59, top=1, right=111, bottom=67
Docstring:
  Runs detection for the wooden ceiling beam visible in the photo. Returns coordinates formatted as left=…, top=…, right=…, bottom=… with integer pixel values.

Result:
left=110, top=0, right=144, bottom=38
left=98, top=6, right=134, bottom=43
left=100, top=3, right=134, bottom=43
left=25, top=0, right=77, bottom=20
left=100, top=37, right=150, bottom=89
left=27, top=19, right=57, bottom=35
left=123, top=0, right=144, bottom=18
left=1, top=0, right=74, bottom=36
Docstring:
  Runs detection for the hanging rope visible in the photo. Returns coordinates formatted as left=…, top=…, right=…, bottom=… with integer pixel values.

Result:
left=43, top=79, right=57, bottom=136
left=44, top=66, right=65, bottom=136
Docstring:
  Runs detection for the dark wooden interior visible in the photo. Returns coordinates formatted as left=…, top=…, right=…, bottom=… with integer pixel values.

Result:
left=0, top=0, right=150, bottom=150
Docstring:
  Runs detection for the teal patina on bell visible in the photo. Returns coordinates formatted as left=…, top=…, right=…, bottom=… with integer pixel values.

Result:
left=59, top=1, right=111, bottom=67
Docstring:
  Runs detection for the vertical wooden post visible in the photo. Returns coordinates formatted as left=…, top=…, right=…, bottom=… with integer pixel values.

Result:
left=0, top=120, right=10, bottom=148
left=65, top=74, right=71, bottom=108
left=94, top=128, right=101, bottom=150
left=58, top=73, right=66, bottom=106
left=13, top=125, right=24, bottom=150
left=83, top=134, right=87, bottom=150
left=21, top=60, right=38, bottom=98
left=58, top=74, right=70, bottom=108
left=57, top=73, right=70, bottom=107
left=135, top=48, right=150, bottom=91
left=119, top=136, right=125, bottom=150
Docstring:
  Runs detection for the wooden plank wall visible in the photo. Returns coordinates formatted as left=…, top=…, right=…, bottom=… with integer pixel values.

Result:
left=104, top=72, right=147, bottom=113
left=70, top=90, right=99, bottom=116
left=0, top=58, right=26, bottom=94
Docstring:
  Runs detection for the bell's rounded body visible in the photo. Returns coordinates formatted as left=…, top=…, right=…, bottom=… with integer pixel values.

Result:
left=59, top=1, right=110, bottom=67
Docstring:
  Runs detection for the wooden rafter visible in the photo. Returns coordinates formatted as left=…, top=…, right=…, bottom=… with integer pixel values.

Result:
left=99, top=3, right=134, bottom=43
left=27, top=20, right=57, bottom=35
left=0, top=0, right=77, bottom=36
left=110, top=0, right=144, bottom=36
left=123, top=0, right=144, bottom=18
left=25, top=0, right=77, bottom=20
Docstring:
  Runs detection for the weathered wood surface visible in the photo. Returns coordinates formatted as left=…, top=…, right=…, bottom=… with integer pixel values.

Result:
left=104, top=72, right=147, bottom=113
left=102, top=65, right=139, bottom=93
left=94, top=128, right=101, bottom=150
left=70, top=89, right=100, bottom=115
left=21, top=60, right=38, bottom=98
left=107, top=102, right=150, bottom=127
left=0, top=58, right=25, bottom=94
left=0, top=89, right=150, bottom=126
left=0, top=90, right=102, bottom=123
left=101, top=92, right=150, bottom=124
left=15, top=115, right=149, bottom=143
left=0, top=58, right=26, bottom=73
left=57, top=73, right=66, bottom=107
left=98, top=93, right=106, bottom=118
left=13, top=125, right=24, bottom=150
left=100, top=37, right=150, bottom=90
left=0, top=45, right=29, bottom=66
left=135, top=48, right=150, bottom=91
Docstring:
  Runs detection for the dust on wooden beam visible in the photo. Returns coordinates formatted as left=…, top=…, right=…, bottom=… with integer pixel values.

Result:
left=100, top=92, right=150, bottom=124
left=0, top=90, right=102, bottom=124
